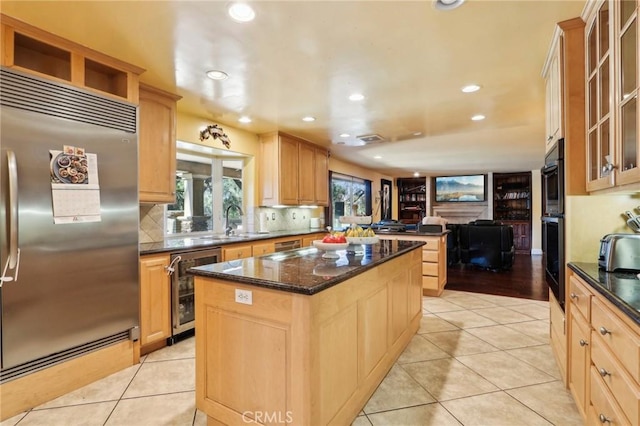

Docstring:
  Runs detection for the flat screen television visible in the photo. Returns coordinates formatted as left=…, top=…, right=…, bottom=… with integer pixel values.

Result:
left=434, top=174, right=486, bottom=202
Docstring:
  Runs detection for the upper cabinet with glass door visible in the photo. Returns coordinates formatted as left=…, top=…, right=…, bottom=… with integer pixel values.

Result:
left=585, top=0, right=639, bottom=192
left=616, top=0, right=639, bottom=186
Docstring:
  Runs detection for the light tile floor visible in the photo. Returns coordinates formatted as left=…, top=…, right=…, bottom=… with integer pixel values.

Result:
left=1, top=290, right=582, bottom=426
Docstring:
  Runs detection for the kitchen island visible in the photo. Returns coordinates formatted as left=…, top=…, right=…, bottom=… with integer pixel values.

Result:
left=376, top=230, right=450, bottom=296
left=189, top=240, right=424, bottom=425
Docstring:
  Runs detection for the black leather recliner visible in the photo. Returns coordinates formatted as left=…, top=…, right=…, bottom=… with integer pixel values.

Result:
left=459, top=220, right=515, bottom=270
left=446, top=224, right=460, bottom=266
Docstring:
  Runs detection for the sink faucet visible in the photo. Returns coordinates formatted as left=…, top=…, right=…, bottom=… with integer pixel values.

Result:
left=225, top=204, right=244, bottom=236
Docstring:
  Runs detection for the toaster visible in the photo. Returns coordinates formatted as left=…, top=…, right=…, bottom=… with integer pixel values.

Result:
left=599, top=234, right=640, bottom=272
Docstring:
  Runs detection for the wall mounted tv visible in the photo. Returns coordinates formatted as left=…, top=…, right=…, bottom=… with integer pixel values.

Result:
left=434, top=174, right=486, bottom=202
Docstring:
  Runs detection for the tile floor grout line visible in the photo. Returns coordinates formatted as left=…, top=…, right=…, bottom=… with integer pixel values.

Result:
left=102, top=357, right=145, bottom=426
left=363, top=400, right=443, bottom=417
left=499, top=388, right=561, bottom=425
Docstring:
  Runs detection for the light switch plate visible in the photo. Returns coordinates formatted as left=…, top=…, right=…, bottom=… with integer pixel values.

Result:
left=235, top=289, right=253, bottom=305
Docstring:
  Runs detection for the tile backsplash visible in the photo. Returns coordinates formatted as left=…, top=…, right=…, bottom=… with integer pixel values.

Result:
left=140, top=204, right=324, bottom=243
left=139, top=204, right=165, bottom=243
left=250, top=207, right=324, bottom=233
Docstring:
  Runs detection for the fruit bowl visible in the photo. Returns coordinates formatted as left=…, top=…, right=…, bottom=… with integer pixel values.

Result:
left=346, top=236, right=380, bottom=245
left=312, top=240, right=349, bottom=259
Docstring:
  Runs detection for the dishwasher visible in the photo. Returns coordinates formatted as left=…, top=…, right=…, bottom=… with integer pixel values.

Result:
left=274, top=239, right=301, bottom=252
left=168, top=247, right=222, bottom=343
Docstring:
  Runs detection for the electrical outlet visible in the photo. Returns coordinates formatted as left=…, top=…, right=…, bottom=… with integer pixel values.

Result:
left=235, top=289, right=253, bottom=305
left=272, top=213, right=276, bottom=220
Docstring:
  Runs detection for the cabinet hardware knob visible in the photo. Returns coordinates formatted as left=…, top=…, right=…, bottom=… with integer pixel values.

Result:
left=599, top=414, right=611, bottom=423
left=570, top=293, right=577, bottom=299
left=599, top=326, right=611, bottom=336
left=547, top=135, right=553, bottom=141
left=579, top=339, right=588, bottom=347
left=599, top=368, right=610, bottom=377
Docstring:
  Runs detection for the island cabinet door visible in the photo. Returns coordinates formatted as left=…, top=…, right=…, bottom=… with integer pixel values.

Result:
left=195, top=280, right=292, bottom=425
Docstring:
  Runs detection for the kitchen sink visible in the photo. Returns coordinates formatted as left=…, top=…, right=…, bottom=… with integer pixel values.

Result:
left=193, top=234, right=254, bottom=240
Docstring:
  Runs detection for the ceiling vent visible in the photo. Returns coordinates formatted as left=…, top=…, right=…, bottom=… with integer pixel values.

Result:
left=357, top=134, right=385, bottom=144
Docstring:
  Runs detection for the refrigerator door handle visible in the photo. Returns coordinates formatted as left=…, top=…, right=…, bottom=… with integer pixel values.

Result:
left=1, top=151, right=21, bottom=286
left=7, top=150, right=19, bottom=269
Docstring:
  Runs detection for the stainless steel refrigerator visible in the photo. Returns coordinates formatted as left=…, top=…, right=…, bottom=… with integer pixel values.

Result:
left=0, top=68, right=139, bottom=382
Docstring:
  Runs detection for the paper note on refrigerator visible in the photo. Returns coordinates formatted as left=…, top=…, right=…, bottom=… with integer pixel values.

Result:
left=50, top=148, right=102, bottom=224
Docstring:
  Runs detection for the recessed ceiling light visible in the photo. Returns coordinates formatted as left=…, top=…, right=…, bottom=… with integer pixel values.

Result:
left=374, top=155, right=382, bottom=160
left=339, top=133, right=350, bottom=137
left=413, top=172, right=420, bottom=177
left=206, top=70, right=228, bottom=80
left=228, top=3, right=255, bottom=22
left=413, top=132, right=423, bottom=136
left=348, top=93, right=365, bottom=101
left=238, top=116, right=251, bottom=123
left=461, top=84, right=481, bottom=93
left=302, top=116, right=316, bottom=122
left=471, top=114, right=486, bottom=121
left=433, top=0, right=465, bottom=10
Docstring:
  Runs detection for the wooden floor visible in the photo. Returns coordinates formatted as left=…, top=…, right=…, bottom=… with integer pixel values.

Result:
left=445, top=254, right=549, bottom=302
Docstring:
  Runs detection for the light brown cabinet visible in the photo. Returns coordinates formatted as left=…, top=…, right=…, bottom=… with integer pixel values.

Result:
left=194, top=246, right=422, bottom=425
left=252, top=241, right=275, bottom=256
left=550, top=291, right=568, bottom=385
left=0, top=13, right=143, bottom=103
left=568, top=274, right=593, bottom=418
left=545, top=37, right=563, bottom=148
left=138, top=84, right=181, bottom=204
left=258, top=132, right=329, bottom=206
left=542, top=17, right=587, bottom=195
left=139, top=254, right=171, bottom=351
left=314, top=147, right=329, bottom=206
left=302, top=232, right=327, bottom=247
left=565, top=269, right=640, bottom=424
left=584, top=0, right=640, bottom=192
left=222, top=244, right=253, bottom=261
left=378, top=233, right=447, bottom=296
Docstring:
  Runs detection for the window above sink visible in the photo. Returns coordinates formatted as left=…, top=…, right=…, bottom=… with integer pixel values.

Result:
left=166, top=141, right=251, bottom=237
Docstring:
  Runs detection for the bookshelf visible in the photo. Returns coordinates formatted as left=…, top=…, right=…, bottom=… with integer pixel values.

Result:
left=397, top=177, right=426, bottom=224
left=493, top=172, right=532, bottom=253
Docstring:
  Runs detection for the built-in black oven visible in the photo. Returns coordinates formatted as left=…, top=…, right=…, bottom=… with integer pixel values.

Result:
left=542, top=139, right=564, bottom=216
left=541, top=139, right=566, bottom=310
left=542, top=216, right=564, bottom=310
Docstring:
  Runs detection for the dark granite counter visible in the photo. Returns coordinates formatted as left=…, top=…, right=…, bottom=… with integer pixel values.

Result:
left=188, top=240, right=424, bottom=295
left=374, top=229, right=451, bottom=237
left=139, top=228, right=327, bottom=255
left=568, top=262, right=640, bottom=326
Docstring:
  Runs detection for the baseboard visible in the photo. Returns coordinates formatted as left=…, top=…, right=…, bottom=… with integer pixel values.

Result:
left=531, top=248, right=543, bottom=255
left=0, top=340, right=136, bottom=421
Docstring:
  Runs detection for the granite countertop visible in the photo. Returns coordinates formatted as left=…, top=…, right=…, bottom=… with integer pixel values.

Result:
left=188, top=240, right=425, bottom=295
left=139, top=228, right=328, bottom=255
left=374, top=229, right=451, bottom=237
left=568, top=262, right=640, bottom=325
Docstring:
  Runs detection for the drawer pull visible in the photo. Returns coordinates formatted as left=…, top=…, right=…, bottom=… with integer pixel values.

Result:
left=598, top=368, right=610, bottom=377
left=570, top=293, right=577, bottom=300
left=599, top=414, right=611, bottom=424
left=579, top=339, right=588, bottom=347
left=599, top=326, right=612, bottom=336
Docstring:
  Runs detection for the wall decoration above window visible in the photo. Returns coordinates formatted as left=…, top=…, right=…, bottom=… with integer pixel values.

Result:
left=199, top=124, right=231, bottom=149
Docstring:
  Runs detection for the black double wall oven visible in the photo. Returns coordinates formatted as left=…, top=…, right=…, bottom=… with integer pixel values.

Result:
left=541, top=139, right=565, bottom=310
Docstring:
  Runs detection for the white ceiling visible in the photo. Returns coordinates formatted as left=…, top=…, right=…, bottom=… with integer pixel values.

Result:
left=2, top=0, right=586, bottom=177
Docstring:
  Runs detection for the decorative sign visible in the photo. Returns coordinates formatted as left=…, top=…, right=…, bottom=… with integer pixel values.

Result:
left=199, top=124, right=231, bottom=149
left=50, top=145, right=101, bottom=224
